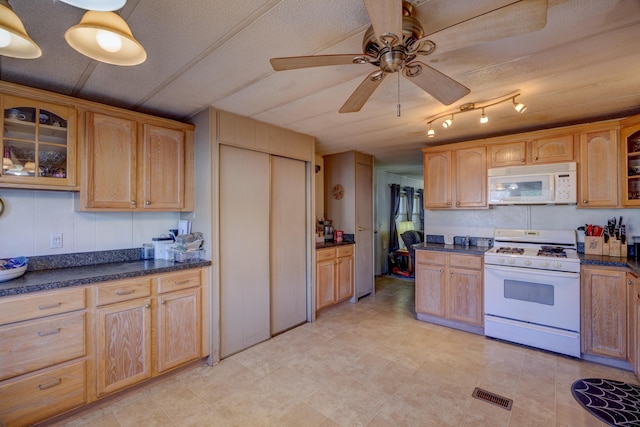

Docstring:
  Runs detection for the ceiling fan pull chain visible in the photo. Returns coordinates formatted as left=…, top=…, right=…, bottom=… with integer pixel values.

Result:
left=397, top=72, right=401, bottom=117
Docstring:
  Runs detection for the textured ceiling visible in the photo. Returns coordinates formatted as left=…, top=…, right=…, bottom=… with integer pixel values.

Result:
left=2, top=0, right=640, bottom=178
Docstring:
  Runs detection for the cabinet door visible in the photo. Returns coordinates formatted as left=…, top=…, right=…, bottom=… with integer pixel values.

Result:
left=488, top=141, right=526, bottom=168
left=96, top=298, right=151, bottom=396
left=448, top=267, right=483, bottom=326
left=621, top=122, right=640, bottom=206
left=581, top=267, right=627, bottom=359
left=423, top=151, right=452, bottom=208
left=454, top=147, right=487, bottom=208
left=415, top=263, right=446, bottom=317
left=316, top=259, right=336, bottom=310
left=1, top=94, right=77, bottom=189
left=141, top=124, right=185, bottom=209
left=85, top=112, right=137, bottom=209
left=336, top=255, right=354, bottom=302
left=156, top=288, right=201, bottom=374
left=529, top=134, right=574, bottom=164
left=579, top=128, right=618, bottom=207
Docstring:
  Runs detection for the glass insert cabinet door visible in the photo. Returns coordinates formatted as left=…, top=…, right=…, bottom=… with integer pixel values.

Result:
left=1, top=95, right=76, bottom=187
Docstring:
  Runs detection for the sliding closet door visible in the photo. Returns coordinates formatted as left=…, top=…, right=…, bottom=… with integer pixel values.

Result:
left=219, top=145, right=270, bottom=358
left=270, top=156, right=307, bottom=334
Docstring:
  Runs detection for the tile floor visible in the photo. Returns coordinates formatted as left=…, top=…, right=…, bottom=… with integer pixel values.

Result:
left=53, top=276, right=637, bottom=427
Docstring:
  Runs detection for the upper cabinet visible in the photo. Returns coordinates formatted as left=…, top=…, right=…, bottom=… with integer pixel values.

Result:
left=423, top=146, right=486, bottom=209
left=1, top=94, right=77, bottom=190
left=621, top=118, right=640, bottom=207
left=80, top=111, right=193, bottom=211
left=578, top=125, right=619, bottom=208
left=488, top=133, right=574, bottom=168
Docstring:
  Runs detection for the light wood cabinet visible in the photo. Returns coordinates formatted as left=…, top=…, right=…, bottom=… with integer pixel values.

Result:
left=0, top=287, right=87, bottom=426
left=581, top=266, right=628, bottom=359
left=1, top=94, right=77, bottom=190
left=488, top=141, right=527, bottom=167
left=528, top=133, right=575, bottom=164
left=316, top=245, right=354, bottom=312
left=423, top=147, right=486, bottom=209
left=81, top=111, right=193, bottom=211
left=415, top=250, right=483, bottom=329
left=578, top=125, right=619, bottom=207
left=620, top=119, right=640, bottom=206
left=629, top=272, right=640, bottom=378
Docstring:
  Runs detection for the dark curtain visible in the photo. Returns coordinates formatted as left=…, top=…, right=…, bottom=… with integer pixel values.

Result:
left=404, top=186, right=414, bottom=222
left=388, top=184, right=401, bottom=254
left=416, top=189, right=424, bottom=230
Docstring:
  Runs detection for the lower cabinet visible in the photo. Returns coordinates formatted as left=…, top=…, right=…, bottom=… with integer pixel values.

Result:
left=316, top=244, right=354, bottom=311
left=628, top=271, right=640, bottom=377
left=581, top=265, right=628, bottom=359
left=0, top=267, right=208, bottom=426
left=415, top=250, right=483, bottom=330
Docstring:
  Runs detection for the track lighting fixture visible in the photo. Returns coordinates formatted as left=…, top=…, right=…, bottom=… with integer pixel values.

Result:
left=0, top=0, right=145, bottom=66
left=425, top=92, right=526, bottom=138
left=513, top=97, right=527, bottom=113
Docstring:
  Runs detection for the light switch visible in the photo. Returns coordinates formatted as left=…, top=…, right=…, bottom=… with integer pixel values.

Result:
left=50, top=233, right=63, bottom=249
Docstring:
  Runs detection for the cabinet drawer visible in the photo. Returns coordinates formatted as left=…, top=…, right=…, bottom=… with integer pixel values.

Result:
left=416, top=250, right=445, bottom=265
left=158, top=270, right=201, bottom=294
left=0, top=287, right=86, bottom=326
left=95, top=278, right=151, bottom=306
left=0, top=312, right=85, bottom=381
left=0, top=360, right=86, bottom=427
left=336, top=245, right=354, bottom=258
left=449, top=254, right=482, bottom=269
left=317, top=248, right=335, bottom=262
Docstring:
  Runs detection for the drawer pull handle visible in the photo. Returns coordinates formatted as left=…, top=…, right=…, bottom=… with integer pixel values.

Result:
left=175, top=280, right=189, bottom=285
left=116, top=289, right=136, bottom=296
left=38, top=378, right=62, bottom=390
left=37, top=328, right=61, bottom=337
left=38, top=302, right=62, bottom=310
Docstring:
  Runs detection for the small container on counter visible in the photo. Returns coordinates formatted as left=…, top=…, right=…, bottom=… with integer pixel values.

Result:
left=140, top=244, right=154, bottom=260
left=335, top=230, right=343, bottom=242
left=152, top=235, right=175, bottom=260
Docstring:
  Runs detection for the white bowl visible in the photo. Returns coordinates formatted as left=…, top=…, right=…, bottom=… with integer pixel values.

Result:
left=0, top=265, right=27, bottom=282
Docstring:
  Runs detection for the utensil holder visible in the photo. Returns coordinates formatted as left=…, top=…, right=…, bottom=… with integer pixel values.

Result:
left=584, top=236, right=603, bottom=255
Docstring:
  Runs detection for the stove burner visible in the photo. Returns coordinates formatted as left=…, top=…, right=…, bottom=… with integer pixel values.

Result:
left=537, top=250, right=567, bottom=258
left=496, top=247, right=524, bottom=255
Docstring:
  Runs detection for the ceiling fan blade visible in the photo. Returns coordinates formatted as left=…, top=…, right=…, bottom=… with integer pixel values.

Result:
left=364, top=0, right=403, bottom=45
left=339, top=71, right=386, bottom=113
left=423, top=0, right=548, bottom=53
left=270, top=54, right=371, bottom=71
left=404, top=62, right=470, bottom=106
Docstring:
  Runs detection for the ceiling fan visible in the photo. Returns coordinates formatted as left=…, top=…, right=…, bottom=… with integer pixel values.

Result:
left=270, top=0, right=547, bottom=113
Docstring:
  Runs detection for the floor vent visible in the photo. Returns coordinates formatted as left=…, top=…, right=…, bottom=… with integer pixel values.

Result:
left=472, top=387, right=513, bottom=410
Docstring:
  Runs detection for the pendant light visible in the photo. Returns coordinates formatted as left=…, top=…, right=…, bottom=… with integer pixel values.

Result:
left=58, top=0, right=126, bottom=12
left=0, top=0, right=41, bottom=59
left=65, top=10, right=146, bottom=66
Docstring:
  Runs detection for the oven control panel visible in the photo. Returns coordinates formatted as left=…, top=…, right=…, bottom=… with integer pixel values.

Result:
left=484, top=255, right=580, bottom=273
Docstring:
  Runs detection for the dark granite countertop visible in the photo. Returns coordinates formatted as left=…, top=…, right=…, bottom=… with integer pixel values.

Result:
left=413, top=242, right=490, bottom=256
left=316, top=241, right=355, bottom=249
left=0, top=250, right=211, bottom=297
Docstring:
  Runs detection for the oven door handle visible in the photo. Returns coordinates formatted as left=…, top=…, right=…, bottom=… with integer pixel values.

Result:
left=484, top=264, right=580, bottom=279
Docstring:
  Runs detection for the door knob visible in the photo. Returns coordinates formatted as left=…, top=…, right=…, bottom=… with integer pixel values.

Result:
left=358, top=227, right=364, bottom=231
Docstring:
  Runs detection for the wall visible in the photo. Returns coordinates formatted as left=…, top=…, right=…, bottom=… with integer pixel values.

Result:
left=424, top=205, right=640, bottom=248
left=374, top=169, right=423, bottom=275
left=0, top=188, right=181, bottom=259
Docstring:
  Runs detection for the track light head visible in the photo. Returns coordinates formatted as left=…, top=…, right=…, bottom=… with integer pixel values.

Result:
left=480, top=108, right=488, bottom=124
left=442, top=116, right=453, bottom=128
left=513, top=97, right=527, bottom=113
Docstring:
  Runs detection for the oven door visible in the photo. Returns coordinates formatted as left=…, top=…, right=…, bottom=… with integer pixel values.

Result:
left=484, top=264, right=580, bottom=331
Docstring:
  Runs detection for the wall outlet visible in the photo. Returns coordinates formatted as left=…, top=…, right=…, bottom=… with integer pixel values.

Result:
left=49, top=233, right=63, bottom=249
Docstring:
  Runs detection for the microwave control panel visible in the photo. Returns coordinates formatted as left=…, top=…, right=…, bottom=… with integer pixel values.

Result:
left=554, top=172, right=576, bottom=202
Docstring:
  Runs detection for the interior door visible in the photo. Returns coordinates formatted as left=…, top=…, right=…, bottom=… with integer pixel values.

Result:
left=270, top=155, right=307, bottom=334
left=219, top=145, right=270, bottom=358
left=355, top=158, right=373, bottom=299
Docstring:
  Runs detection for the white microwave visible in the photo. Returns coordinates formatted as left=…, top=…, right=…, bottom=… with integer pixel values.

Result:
left=488, top=162, right=577, bottom=205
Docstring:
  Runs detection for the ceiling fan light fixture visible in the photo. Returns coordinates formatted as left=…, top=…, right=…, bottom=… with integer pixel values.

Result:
left=0, top=0, right=41, bottom=59
left=480, top=108, right=488, bottom=124
left=57, top=0, right=127, bottom=12
left=513, top=97, right=527, bottom=113
left=64, top=10, right=146, bottom=66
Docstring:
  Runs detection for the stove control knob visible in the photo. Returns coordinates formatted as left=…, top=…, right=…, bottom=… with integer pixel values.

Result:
left=525, top=260, right=532, bottom=266
left=553, top=262, right=562, bottom=269
left=541, top=261, right=550, bottom=267
left=508, top=259, right=516, bottom=264
left=498, top=258, right=505, bottom=264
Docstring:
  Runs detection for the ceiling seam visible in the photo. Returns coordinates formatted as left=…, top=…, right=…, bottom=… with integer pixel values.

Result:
left=131, top=0, right=284, bottom=112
